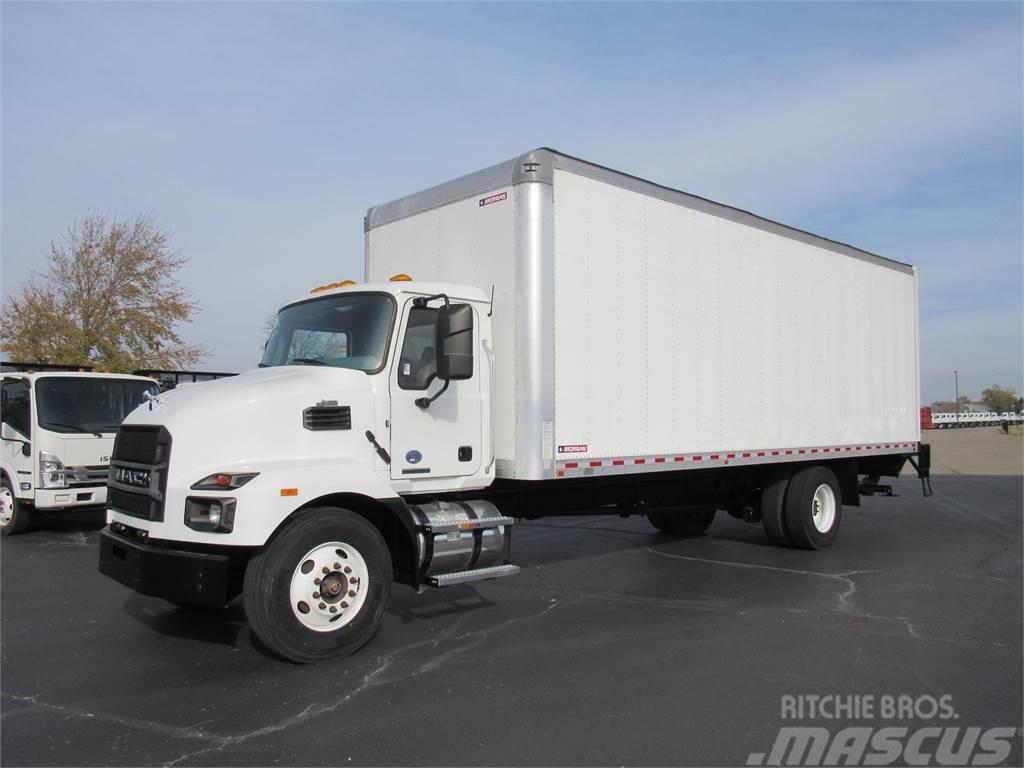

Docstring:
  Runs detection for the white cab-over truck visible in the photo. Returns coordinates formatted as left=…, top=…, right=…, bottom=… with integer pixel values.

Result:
left=1, top=365, right=159, bottom=534
left=99, top=149, right=931, bottom=662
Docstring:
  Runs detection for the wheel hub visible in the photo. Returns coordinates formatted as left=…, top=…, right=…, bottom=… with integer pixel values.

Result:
left=0, top=488, right=14, bottom=527
left=289, top=542, right=368, bottom=632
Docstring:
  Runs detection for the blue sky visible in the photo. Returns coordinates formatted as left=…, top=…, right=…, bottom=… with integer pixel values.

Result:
left=2, top=2, right=1021, bottom=403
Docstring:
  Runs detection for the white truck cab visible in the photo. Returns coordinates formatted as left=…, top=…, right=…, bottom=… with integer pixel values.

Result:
left=1, top=368, right=160, bottom=534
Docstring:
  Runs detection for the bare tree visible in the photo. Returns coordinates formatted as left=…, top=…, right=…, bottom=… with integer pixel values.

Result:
left=1, top=214, right=205, bottom=371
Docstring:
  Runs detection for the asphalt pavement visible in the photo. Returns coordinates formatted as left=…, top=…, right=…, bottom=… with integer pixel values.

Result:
left=2, top=472, right=1021, bottom=766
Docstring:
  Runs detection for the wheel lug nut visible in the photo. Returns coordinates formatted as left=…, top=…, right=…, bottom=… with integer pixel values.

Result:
left=333, top=562, right=341, bottom=570
left=341, top=601, right=348, bottom=608
left=314, top=578, right=321, bottom=585
left=329, top=606, right=337, bottom=613
left=322, top=566, right=330, bottom=574
left=348, top=590, right=356, bottom=597
left=343, top=566, right=352, bottom=574
left=318, top=602, right=326, bottom=610
left=313, top=592, right=320, bottom=599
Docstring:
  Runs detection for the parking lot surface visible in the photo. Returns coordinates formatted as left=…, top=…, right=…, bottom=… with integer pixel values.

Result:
left=2, top=470, right=1022, bottom=766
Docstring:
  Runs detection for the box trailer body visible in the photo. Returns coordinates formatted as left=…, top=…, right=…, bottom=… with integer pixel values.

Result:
left=98, top=149, right=930, bottom=663
left=366, top=148, right=920, bottom=480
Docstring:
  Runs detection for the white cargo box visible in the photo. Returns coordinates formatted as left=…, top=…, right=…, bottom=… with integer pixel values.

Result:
left=365, top=149, right=920, bottom=481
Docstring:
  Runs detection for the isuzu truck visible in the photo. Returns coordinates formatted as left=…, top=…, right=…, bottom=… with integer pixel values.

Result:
left=99, top=149, right=929, bottom=662
left=1, top=364, right=159, bottom=534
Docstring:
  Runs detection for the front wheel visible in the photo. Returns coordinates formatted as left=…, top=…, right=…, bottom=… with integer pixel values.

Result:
left=0, top=477, right=33, bottom=536
left=783, top=466, right=842, bottom=550
left=243, top=507, right=392, bottom=663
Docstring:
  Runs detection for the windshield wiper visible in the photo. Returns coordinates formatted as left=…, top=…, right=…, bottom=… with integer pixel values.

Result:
left=40, top=422, right=96, bottom=434
left=290, top=358, right=326, bottom=366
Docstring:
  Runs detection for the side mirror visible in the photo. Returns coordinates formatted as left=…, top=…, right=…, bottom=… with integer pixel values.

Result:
left=435, top=303, right=474, bottom=381
left=1, top=422, right=30, bottom=455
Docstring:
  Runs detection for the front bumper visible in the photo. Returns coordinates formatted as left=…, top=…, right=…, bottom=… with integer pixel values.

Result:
left=34, top=486, right=108, bottom=510
left=98, top=526, right=231, bottom=607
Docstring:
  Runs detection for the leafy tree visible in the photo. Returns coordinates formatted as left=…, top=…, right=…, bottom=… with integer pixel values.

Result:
left=981, top=385, right=1019, bottom=413
left=1, top=214, right=204, bottom=371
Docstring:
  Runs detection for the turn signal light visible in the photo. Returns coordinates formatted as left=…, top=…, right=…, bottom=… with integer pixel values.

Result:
left=389, top=273, right=413, bottom=282
left=280, top=488, right=299, bottom=497
left=191, top=472, right=259, bottom=490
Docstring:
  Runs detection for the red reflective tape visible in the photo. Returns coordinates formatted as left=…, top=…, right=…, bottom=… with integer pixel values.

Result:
left=798, top=450, right=806, bottom=454
left=727, top=454, right=736, bottom=459
left=590, top=461, right=602, bottom=467
left=824, top=448, right=830, bottom=453
left=785, top=450, right=793, bottom=455
left=771, top=451, right=780, bottom=456
left=655, top=457, right=665, bottom=463
left=693, top=455, right=703, bottom=461
left=674, top=456, right=685, bottom=462
left=856, top=447, right=862, bottom=451
left=634, top=459, right=646, bottom=465
left=612, top=460, right=624, bottom=466
left=710, top=454, right=720, bottom=460
left=742, top=452, right=751, bottom=458
left=811, top=449, right=818, bottom=454
left=757, top=451, right=766, bottom=456
left=565, top=462, right=578, bottom=469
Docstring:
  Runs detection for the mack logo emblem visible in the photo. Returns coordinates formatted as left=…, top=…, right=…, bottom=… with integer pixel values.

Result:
left=114, top=466, right=150, bottom=488
left=405, top=450, right=422, bottom=464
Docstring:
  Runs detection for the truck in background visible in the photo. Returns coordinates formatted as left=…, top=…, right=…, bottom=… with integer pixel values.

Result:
left=1, top=363, right=159, bottom=534
left=922, top=406, right=1022, bottom=429
left=99, top=149, right=930, bottom=662
left=133, top=369, right=238, bottom=392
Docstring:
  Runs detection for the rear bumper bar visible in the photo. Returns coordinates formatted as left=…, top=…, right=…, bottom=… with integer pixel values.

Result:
left=98, top=526, right=230, bottom=607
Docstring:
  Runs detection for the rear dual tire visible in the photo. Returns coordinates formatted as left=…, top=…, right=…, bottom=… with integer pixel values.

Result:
left=243, top=507, right=392, bottom=664
left=761, top=465, right=841, bottom=549
left=647, top=507, right=717, bottom=537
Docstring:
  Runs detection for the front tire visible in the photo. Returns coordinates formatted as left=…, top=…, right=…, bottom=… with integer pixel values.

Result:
left=0, top=476, right=33, bottom=536
left=783, top=466, right=841, bottom=550
left=243, top=507, right=392, bottom=663
left=647, top=506, right=717, bottom=537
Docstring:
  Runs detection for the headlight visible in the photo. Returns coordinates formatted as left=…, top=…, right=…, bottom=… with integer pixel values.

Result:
left=39, top=451, right=67, bottom=489
left=184, top=497, right=236, bottom=533
left=190, top=472, right=259, bottom=490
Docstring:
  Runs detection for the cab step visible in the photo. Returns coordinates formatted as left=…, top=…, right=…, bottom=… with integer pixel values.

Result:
left=417, top=515, right=515, bottom=534
left=425, top=564, right=521, bottom=587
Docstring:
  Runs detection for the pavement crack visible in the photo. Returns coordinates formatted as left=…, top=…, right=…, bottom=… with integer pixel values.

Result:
left=647, top=548, right=861, bottom=610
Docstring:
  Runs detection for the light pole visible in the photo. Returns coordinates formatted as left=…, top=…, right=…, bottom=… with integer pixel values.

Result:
left=954, top=370, right=960, bottom=426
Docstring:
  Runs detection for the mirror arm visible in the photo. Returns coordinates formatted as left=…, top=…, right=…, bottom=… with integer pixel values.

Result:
left=414, top=378, right=449, bottom=410
left=412, top=293, right=450, bottom=309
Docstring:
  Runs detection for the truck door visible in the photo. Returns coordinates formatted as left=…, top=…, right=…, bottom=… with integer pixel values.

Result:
left=1, top=377, right=33, bottom=496
left=389, top=299, right=482, bottom=481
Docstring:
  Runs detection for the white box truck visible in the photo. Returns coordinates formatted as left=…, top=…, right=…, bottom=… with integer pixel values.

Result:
left=1, top=364, right=160, bottom=534
left=99, top=149, right=930, bottom=662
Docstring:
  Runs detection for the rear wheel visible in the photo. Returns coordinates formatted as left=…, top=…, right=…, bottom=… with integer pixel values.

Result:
left=243, top=507, right=392, bottom=663
left=0, top=477, right=33, bottom=536
left=760, top=468, right=792, bottom=547
left=783, top=466, right=841, bottom=550
left=647, top=506, right=717, bottom=537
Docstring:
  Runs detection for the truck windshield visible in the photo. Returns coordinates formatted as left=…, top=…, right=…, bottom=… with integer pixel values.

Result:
left=261, top=293, right=395, bottom=372
left=35, top=378, right=160, bottom=434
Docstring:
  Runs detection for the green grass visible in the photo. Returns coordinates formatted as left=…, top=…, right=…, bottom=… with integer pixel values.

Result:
left=1008, top=425, right=1024, bottom=437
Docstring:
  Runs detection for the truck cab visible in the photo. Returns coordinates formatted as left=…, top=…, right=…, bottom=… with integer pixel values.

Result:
left=1, top=369, right=160, bottom=534
left=99, top=277, right=510, bottom=661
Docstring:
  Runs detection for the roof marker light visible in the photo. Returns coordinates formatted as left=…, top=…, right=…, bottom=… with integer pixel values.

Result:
left=390, top=273, right=413, bottom=282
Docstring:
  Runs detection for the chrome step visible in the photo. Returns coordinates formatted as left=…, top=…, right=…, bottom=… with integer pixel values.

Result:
left=426, top=564, right=521, bottom=587
left=418, top=516, right=515, bottom=534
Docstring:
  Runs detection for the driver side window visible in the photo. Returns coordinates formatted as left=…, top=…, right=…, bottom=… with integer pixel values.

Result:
left=398, top=307, right=438, bottom=390
left=1, top=378, right=31, bottom=438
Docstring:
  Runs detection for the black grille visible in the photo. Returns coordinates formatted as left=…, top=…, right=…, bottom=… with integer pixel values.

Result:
left=108, top=425, right=171, bottom=522
left=113, top=426, right=170, bottom=464
left=108, top=487, right=156, bottom=520
left=303, top=406, right=351, bottom=431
